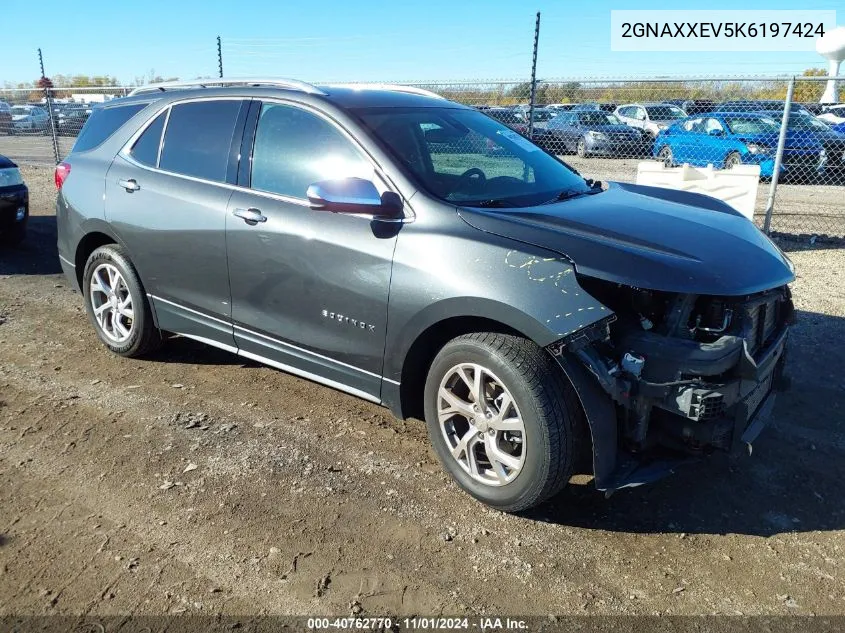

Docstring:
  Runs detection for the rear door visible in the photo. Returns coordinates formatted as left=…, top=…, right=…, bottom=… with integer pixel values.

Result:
left=105, top=98, right=248, bottom=347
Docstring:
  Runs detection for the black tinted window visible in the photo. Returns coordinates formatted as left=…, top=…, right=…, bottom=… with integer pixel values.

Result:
left=251, top=103, right=371, bottom=199
left=73, top=103, right=146, bottom=153
left=159, top=100, right=241, bottom=182
left=129, top=111, right=166, bottom=167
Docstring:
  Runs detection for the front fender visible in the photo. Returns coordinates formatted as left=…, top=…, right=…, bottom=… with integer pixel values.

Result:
left=383, top=227, right=611, bottom=383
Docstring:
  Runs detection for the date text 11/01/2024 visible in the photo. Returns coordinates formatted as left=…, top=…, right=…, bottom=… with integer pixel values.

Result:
left=307, top=617, right=528, bottom=630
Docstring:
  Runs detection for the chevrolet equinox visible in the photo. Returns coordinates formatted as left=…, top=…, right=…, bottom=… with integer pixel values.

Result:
left=56, top=79, right=794, bottom=511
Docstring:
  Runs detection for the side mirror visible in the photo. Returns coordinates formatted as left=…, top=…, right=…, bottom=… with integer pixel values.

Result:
left=708, top=128, right=723, bottom=137
left=569, top=121, right=577, bottom=127
left=306, top=178, right=403, bottom=218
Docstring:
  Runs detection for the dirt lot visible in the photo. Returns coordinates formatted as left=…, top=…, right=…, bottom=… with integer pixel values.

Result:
left=1, top=166, right=844, bottom=618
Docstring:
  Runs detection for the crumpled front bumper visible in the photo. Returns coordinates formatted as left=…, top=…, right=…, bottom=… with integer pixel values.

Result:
left=550, top=314, right=791, bottom=493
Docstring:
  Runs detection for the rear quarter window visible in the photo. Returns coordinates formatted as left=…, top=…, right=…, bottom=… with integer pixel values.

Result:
left=73, top=103, right=147, bottom=153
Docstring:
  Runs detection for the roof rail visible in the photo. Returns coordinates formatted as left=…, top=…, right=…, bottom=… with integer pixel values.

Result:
left=127, top=77, right=326, bottom=97
left=324, top=83, right=445, bottom=100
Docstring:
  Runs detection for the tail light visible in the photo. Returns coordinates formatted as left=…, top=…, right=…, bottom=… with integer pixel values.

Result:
left=54, top=161, right=71, bottom=190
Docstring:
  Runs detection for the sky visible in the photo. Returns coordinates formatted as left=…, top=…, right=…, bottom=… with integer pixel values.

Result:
left=3, top=0, right=841, bottom=85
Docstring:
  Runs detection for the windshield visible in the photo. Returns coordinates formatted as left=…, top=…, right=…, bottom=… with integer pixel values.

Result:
left=725, top=116, right=780, bottom=135
left=357, top=107, right=590, bottom=207
left=578, top=112, right=621, bottom=126
left=645, top=105, right=685, bottom=120
left=11, top=107, right=30, bottom=115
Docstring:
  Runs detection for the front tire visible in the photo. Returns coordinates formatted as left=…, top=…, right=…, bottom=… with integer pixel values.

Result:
left=423, top=332, right=579, bottom=512
left=82, top=244, right=162, bottom=357
left=576, top=137, right=589, bottom=158
left=657, top=145, right=674, bottom=167
left=725, top=152, right=742, bottom=170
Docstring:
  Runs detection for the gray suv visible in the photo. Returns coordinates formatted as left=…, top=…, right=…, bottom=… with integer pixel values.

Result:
left=56, top=79, right=794, bottom=511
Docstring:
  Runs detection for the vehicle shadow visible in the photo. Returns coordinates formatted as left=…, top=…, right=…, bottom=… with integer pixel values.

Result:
left=145, top=335, right=245, bottom=367
left=529, top=309, right=845, bottom=537
left=0, top=216, right=62, bottom=276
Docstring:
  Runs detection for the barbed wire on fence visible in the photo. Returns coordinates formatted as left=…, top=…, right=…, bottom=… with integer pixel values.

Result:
left=0, top=77, right=842, bottom=240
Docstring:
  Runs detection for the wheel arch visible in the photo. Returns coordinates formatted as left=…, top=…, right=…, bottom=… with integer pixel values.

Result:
left=387, top=298, right=564, bottom=421
left=73, top=220, right=137, bottom=290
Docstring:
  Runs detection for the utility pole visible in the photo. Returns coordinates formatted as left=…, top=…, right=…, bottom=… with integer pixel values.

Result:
left=527, top=12, right=541, bottom=139
left=217, top=36, right=224, bottom=78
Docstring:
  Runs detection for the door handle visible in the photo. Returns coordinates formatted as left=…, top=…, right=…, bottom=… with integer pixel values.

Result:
left=233, top=207, right=267, bottom=224
left=118, top=178, right=140, bottom=192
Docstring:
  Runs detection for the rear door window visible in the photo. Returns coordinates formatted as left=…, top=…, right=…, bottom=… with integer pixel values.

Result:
left=129, top=111, right=167, bottom=167
left=73, top=102, right=147, bottom=152
left=159, top=100, right=243, bottom=183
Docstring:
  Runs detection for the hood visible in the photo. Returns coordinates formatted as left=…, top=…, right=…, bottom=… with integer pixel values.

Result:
left=733, top=130, right=823, bottom=148
left=11, top=114, right=29, bottom=121
left=457, top=182, right=794, bottom=296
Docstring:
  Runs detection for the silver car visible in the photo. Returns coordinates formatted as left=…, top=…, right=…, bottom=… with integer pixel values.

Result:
left=10, top=105, right=50, bottom=134
left=614, top=102, right=687, bottom=140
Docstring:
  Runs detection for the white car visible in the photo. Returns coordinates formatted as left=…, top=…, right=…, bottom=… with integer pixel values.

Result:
left=818, top=104, right=845, bottom=125
left=10, top=105, right=50, bottom=134
left=614, top=102, right=687, bottom=140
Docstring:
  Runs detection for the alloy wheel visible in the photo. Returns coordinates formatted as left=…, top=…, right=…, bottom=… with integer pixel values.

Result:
left=89, top=263, right=135, bottom=344
left=437, top=363, right=526, bottom=486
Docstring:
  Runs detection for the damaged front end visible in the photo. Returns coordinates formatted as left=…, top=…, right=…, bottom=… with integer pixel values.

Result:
left=548, top=277, right=795, bottom=493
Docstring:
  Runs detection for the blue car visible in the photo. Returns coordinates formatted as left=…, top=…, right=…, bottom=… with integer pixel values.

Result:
left=652, top=112, right=824, bottom=178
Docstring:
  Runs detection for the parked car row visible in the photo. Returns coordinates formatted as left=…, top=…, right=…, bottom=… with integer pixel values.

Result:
left=0, top=101, right=92, bottom=136
left=473, top=100, right=845, bottom=176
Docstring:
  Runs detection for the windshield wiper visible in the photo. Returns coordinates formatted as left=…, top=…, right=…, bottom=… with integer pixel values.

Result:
left=473, top=199, right=516, bottom=208
left=542, top=187, right=602, bottom=205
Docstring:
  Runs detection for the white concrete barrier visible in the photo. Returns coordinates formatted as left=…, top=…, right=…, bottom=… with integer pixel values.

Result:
left=635, top=161, right=760, bottom=221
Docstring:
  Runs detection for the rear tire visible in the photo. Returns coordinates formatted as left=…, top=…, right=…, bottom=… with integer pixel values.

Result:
left=725, top=152, right=742, bottom=169
left=82, top=244, right=162, bottom=358
left=423, top=332, right=579, bottom=512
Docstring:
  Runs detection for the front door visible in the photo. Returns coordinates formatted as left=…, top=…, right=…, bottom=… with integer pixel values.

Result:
left=225, top=101, right=400, bottom=400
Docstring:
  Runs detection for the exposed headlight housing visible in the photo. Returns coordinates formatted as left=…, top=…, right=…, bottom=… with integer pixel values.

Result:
left=0, top=167, right=24, bottom=187
left=746, top=143, right=771, bottom=155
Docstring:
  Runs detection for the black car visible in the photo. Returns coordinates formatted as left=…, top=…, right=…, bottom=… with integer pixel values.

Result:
left=719, top=100, right=812, bottom=116
left=51, top=103, right=92, bottom=136
left=0, top=154, right=29, bottom=244
left=537, top=110, right=647, bottom=157
left=663, top=98, right=715, bottom=114
left=482, top=107, right=529, bottom=134
left=779, top=111, right=845, bottom=176
left=55, top=79, right=794, bottom=512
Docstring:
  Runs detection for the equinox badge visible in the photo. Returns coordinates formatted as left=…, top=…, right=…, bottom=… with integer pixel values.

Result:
left=322, top=309, right=376, bottom=333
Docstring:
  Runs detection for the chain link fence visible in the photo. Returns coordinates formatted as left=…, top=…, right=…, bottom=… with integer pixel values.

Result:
left=1, top=77, right=843, bottom=240
left=0, top=85, right=129, bottom=164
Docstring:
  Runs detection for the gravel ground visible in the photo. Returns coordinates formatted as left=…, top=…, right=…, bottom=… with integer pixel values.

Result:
left=0, top=166, right=844, bottom=619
